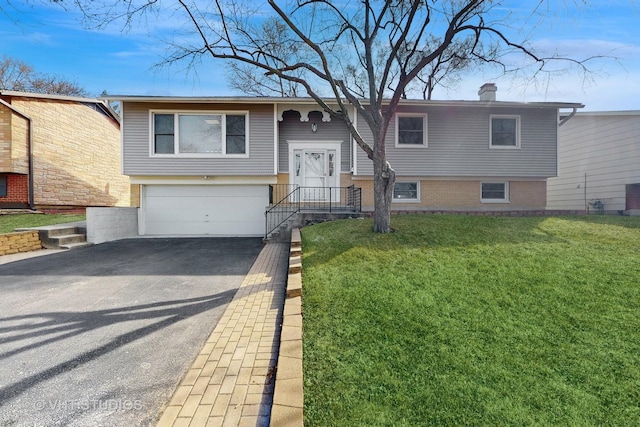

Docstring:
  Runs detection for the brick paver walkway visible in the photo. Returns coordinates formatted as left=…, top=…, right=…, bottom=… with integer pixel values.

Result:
left=156, top=243, right=289, bottom=427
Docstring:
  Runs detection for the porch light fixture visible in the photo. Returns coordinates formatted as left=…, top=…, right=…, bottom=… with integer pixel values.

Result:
left=311, top=122, right=318, bottom=133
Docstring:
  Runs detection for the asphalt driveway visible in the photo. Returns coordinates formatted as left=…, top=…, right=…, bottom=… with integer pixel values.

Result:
left=0, top=237, right=264, bottom=427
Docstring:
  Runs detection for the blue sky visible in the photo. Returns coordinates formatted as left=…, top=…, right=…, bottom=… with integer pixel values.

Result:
left=1, top=1, right=639, bottom=111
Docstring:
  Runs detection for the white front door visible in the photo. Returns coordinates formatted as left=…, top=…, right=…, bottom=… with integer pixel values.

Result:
left=289, top=142, right=341, bottom=201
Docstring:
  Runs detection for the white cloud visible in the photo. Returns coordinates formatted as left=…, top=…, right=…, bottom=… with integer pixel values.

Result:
left=1, top=30, right=54, bottom=45
left=531, top=38, right=640, bottom=62
left=439, top=69, right=640, bottom=112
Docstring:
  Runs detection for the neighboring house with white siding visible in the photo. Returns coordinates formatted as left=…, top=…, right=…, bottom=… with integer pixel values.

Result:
left=114, top=84, right=582, bottom=237
left=547, top=111, right=640, bottom=214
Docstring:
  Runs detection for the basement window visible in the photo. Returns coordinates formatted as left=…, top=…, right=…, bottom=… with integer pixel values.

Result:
left=393, top=182, right=419, bottom=202
left=481, top=182, right=509, bottom=203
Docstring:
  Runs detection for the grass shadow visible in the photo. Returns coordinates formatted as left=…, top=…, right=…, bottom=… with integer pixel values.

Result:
left=301, top=214, right=565, bottom=268
left=302, top=214, right=640, bottom=268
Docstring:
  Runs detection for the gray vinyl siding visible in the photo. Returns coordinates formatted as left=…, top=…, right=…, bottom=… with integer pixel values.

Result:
left=122, top=102, right=275, bottom=175
left=355, top=105, right=558, bottom=177
left=547, top=113, right=640, bottom=210
left=278, top=110, right=351, bottom=173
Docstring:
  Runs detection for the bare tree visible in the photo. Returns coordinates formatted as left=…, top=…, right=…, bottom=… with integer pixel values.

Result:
left=0, top=55, right=88, bottom=96
left=225, top=17, right=313, bottom=97
left=0, top=55, right=32, bottom=92
left=28, top=74, right=87, bottom=97
left=68, top=0, right=597, bottom=232
left=406, top=37, right=476, bottom=100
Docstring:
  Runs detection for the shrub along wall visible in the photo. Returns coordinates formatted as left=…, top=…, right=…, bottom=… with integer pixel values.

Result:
left=0, top=231, right=42, bottom=255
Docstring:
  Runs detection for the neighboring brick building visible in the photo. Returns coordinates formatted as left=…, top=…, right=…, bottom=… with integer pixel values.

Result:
left=0, top=91, right=130, bottom=209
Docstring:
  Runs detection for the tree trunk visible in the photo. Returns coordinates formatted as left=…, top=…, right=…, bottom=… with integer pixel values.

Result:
left=373, top=164, right=396, bottom=232
left=372, top=130, right=396, bottom=233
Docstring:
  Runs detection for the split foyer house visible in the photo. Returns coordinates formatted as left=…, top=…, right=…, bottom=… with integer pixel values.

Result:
left=0, top=91, right=130, bottom=209
left=115, top=84, right=583, bottom=237
left=547, top=110, right=640, bottom=214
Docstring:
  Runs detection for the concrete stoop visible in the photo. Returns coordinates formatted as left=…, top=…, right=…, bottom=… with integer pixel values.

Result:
left=270, top=228, right=304, bottom=427
left=33, top=222, right=90, bottom=250
left=266, top=211, right=364, bottom=243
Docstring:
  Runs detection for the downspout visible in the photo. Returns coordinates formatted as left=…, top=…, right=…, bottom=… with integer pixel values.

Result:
left=0, top=98, right=35, bottom=209
left=558, top=107, right=578, bottom=127
left=27, top=118, right=34, bottom=210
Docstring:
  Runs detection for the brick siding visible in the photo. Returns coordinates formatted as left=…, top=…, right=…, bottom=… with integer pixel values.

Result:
left=278, top=174, right=547, bottom=211
left=7, top=97, right=130, bottom=207
left=0, top=174, right=29, bottom=204
left=348, top=178, right=547, bottom=211
left=626, top=184, right=640, bottom=210
left=1, top=105, right=30, bottom=174
left=130, top=184, right=141, bottom=207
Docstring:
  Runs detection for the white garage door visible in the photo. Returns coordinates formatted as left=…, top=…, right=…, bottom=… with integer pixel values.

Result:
left=142, top=185, right=268, bottom=236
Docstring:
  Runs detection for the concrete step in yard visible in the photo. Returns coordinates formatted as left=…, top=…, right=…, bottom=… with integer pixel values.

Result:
left=18, top=221, right=91, bottom=250
left=50, top=233, right=88, bottom=249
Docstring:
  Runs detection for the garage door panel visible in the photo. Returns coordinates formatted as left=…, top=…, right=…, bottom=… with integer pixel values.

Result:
left=145, top=198, right=265, bottom=222
left=143, top=185, right=268, bottom=236
left=146, top=186, right=265, bottom=198
left=146, top=219, right=260, bottom=235
left=145, top=207, right=262, bottom=224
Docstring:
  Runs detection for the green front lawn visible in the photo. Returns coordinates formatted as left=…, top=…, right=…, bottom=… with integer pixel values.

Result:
left=302, top=215, right=640, bottom=426
left=0, top=213, right=85, bottom=234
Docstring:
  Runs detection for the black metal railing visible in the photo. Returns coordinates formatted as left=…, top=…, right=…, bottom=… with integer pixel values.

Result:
left=265, top=185, right=362, bottom=238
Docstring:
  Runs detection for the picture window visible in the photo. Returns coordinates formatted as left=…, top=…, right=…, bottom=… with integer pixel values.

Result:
left=152, top=112, right=247, bottom=156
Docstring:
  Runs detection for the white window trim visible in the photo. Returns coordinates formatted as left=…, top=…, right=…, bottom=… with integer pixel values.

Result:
left=489, top=115, right=520, bottom=149
left=481, top=182, right=510, bottom=203
left=393, top=181, right=420, bottom=203
left=395, top=113, right=428, bottom=148
left=149, top=110, right=250, bottom=158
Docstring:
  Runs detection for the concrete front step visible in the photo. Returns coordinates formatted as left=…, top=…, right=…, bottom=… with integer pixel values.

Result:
left=40, top=230, right=89, bottom=249
left=54, top=233, right=88, bottom=247
left=59, top=241, right=92, bottom=250
left=265, top=211, right=364, bottom=242
left=44, top=226, right=83, bottom=237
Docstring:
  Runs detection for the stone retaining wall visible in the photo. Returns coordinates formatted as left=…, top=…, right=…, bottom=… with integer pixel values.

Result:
left=271, top=228, right=304, bottom=426
left=0, top=231, right=42, bottom=256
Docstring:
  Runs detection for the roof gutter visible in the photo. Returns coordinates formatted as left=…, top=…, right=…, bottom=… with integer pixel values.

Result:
left=105, top=95, right=585, bottom=110
left=0, top=98, right=35, bottom=210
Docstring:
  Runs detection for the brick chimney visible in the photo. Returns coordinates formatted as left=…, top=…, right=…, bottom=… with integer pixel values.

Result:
left=478, top=83, right=497, bottom=101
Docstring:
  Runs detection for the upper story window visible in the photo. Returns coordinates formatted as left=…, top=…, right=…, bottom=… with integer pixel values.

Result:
left=396, top=114, right=427, bottom=147
left=490, top=115, right=520, bottom=149
left=152, top=111, right=248, bottom=156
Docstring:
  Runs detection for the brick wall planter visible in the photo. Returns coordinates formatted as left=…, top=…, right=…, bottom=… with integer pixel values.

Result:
left=0, top=231, right=42, bottom=256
